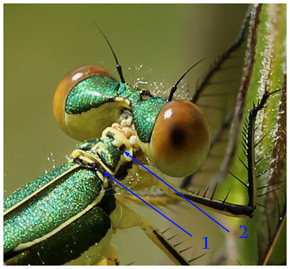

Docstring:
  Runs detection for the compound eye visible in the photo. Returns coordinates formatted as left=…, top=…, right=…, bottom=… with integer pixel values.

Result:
left=53, top=66, right=114, bottom=140
left=150, top=100, right=210, bottom=177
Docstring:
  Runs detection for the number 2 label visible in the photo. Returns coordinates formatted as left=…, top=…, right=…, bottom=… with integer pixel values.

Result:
left=239, top=225, right=248, bottom=239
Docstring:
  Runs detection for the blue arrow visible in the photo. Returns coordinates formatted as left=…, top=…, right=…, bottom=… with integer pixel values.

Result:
left=103, top=171, right=192, bottom=237
left=124, top=151, right=230, bottom=233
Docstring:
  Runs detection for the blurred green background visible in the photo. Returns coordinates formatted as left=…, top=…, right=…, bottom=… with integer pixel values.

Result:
left=4, top=4, right=248, bottom=264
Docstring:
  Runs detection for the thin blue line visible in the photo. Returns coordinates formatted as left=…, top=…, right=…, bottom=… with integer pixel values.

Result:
left=125, top=152, right=230, bottom=233
left=103, top=171, right=192, bottom=237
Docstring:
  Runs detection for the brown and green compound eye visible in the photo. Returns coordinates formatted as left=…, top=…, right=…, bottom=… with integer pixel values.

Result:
left=53, top=66, right=127, bottom=141
left=150, top=100, right=210, bottom=177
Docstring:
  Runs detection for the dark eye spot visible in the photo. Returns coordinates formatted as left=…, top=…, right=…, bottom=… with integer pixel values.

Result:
left=171, top=127, right=186, bottom=148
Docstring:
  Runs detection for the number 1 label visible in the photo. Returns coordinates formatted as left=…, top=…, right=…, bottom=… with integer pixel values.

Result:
left=202, top=237, right=210, bottom=249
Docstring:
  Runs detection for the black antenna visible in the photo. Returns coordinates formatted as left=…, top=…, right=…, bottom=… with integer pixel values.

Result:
left=93, top=21, right=126, bottom=83
left=168, top=58, right=204, bottom=101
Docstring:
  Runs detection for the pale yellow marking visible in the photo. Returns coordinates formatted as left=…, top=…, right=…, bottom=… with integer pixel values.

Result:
left=65, top=101, right=129, bottom=141
left=117, top=193, right=176, bottom=207
left=97, top=244, right=119, bottom=265
left=71, top=149, right=96, bottom=164
left=96, top=171, right=104, bottom=181
left=14, top=186, right=105, bottom=251
left=124, top=99, right=131, bottom=106
left=71, top=149, right=117, bottom=176
left=100, top=127, right=132, bottom=150
left=136, top=137, right=152, bottom=159
left=71, top=123, right=135, bottom=177
left=114, top=97, right=124, bottom=102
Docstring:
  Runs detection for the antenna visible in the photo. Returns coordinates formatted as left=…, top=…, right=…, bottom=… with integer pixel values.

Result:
left=93, top=21, right=126, bottom=83
left=168, top=58, right=204, bottom=101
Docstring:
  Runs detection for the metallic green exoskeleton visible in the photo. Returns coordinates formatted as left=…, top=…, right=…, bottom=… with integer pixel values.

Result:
left=4, top=137, right=119, bottom=264
left=4, top=74, right=183, bottom=264
left=4, top=70, right=193, bottom=265
left=5, top=11, right=268, bottom=265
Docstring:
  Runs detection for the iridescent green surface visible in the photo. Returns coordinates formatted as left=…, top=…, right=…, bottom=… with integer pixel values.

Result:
left=6, top=187, right=116, bottom=265
left=4, top=132, right=122, bottom=264
left=77, top=138, right=101, bottom=150
left=4, top=162, right=75, bottom=211
left=4, top=167, right=102, bottom=253
left=6, top=205, right=112, bottom=265
left=96, top=136, right=122, bottom=170
left=66, top=70, right=166, bottom=145
left=77, top=134, right=123, bottom=171
left=4, top=4, right=249, bottom=265
left=118, top=86, right=142, bottom=102
left=66, top=75, right=120, bottom=114
left=132, top=97, right=167, bottom=142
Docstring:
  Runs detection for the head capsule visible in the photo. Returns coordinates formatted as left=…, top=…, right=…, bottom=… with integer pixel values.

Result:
left=53, top=65, right=129, bottom=141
